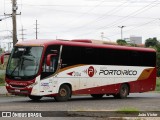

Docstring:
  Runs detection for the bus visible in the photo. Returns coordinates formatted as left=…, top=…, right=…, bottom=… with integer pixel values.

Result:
left=0, top=39, right=156, bottom=102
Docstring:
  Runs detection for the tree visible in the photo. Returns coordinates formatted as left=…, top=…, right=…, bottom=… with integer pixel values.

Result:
left=145, top=37, right=160, bottom=76
left=145, top=37, right=158, bottom=47
left=116, top=39, right=127, bottom=46
left=128, top=43, right=137, bottom=47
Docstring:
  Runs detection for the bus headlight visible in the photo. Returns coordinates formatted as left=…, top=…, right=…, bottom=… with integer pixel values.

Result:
left=27, top=82, right=38, bottom=88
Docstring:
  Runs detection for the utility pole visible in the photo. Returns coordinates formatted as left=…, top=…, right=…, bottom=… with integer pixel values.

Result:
left=101, top=32, right=104, bottom=40
left=100, top=32, right=111, bottom=41
left=118, top=26, right=126, bottom=40
left=12, top=0, right=18, bottom=45
left=19, top=26, right=26, bottom=41
left=7, top=42, right=13, bottom=52
left=4, top=0, right=21, bottom=46
left=0, top=16, right=12, bottom=21
left=34, top=20, right=39, bottom=39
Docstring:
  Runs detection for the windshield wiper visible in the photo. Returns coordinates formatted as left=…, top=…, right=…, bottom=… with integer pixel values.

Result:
left=10, top=57, right=35, bottom=76
left=10, top=50, right=25, bottom=76
left=10, top=62, right=21, bottom=76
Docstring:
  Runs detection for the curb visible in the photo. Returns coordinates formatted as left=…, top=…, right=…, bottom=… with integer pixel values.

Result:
left=0, top=93, right=15, bottom=97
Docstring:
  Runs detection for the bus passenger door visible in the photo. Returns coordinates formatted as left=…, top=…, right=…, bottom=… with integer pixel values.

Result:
left=40, top=55, right=58, bottom=95
left=40, top=45, right=60, bottom=95
left=40, top=77, right=53, bottom=95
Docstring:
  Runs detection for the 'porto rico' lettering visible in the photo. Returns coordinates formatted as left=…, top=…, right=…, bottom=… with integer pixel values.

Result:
left=99, top=69, right=137, bottom=76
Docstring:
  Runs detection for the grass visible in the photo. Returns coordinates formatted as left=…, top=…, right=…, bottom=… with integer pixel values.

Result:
left=0, top=64, right=6, bottom=86
left=116, top=107, right=139, bottom=114
left=0, top=74, right=5, bottom=86
left=156, top=78, right=160, bottom=91
left=0, top=55, right=8, bottom=86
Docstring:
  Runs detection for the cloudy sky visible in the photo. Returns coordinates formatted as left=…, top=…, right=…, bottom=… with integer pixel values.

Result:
left=1, top=0, right=160, bottom=47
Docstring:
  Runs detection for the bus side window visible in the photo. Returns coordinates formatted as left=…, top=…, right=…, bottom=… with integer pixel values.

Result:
left=43, top=56, right=57, bottom=72
left=130, top=51, right=139, bottom=66
left=61, top=46, right=82, bottom=68
left=84, top=48, right=100, bottom=65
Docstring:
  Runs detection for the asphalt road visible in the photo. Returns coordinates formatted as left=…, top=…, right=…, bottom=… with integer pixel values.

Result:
left=0, top=93, right=160, bottom=119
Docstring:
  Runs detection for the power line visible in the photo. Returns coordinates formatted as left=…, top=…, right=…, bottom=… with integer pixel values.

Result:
left=19, top=26, right=26, bottom=41
left=103, top=0, right=160, bottom=28
left=75, top=0, right=160, bottom=37
left=75, top=18, right=158, bottom=38
left=2, top=0, right=159, bottom=41
left=19, top=0, right=23, bottom=29
left=98, top=0, right=160, bottom=30
left=106, top=19, right=158, bottom=38
left=73, top=1, right=129, bottom=28
left=95, top=0, right=159, bottom=30
left=75, top=0, right=159, bottom=36
left=3, top=0, right=10, bottom=41
left=60, top=1, right=129, bottom=33
left=18, top=0, right=160, bottom=7
left=53, top=0, right=156, bottom=33
left=59, top=0, right=105, bottom=26
left=0, top=16, right=12, bottom=21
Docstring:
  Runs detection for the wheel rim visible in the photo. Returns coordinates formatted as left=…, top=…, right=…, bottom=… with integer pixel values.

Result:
left=121, top=86, right=127, bottom=96
left=59, top=88, right=67, bottom=97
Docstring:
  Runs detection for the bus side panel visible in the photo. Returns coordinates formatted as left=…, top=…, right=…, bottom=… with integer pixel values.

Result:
left=129, top=68, right=156, bottom=93
left=78, top=77, right=116, bottom=93
left=138, top=68, right=156, bottom=92
left=73, top=83, right=121, bottom=95
left=128, top=81, right=141, bottom=93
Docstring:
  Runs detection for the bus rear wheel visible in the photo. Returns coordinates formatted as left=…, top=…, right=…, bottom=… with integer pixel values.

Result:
left=28, top=95, right=42, bottom=101
left=113, top=84, right=129, bottom=99
left=54, top=84, right=71, bottom=102
left=91, top=94, right=104, bottom=99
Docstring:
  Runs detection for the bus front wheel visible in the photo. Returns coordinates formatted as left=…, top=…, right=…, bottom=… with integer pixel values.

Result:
left=113, top=84, right=129, bottom=99
left=28, top=95, right=42, bottom=101
left=54, top=84, right=71, bottom=102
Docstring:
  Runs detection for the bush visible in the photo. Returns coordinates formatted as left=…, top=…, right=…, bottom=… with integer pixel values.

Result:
left=0, top=74, right=5, bottom=86
left=156, top=78, right=160, bottom=91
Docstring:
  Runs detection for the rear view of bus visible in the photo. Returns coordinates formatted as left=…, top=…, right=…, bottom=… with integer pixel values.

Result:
left=1, top=39, right=157, bottom=102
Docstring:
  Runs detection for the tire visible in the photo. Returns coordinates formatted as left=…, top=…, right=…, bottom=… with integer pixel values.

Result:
left=91, top=94, right=104, bottom=99
left=54, top=84, right=71, bottom=102
left=28, top=95, right=42, bottom=101
left=114, top=84, right=129, bottom=99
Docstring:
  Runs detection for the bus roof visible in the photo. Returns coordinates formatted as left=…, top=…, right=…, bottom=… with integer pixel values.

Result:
left=16, top=39, right=156, bottom=53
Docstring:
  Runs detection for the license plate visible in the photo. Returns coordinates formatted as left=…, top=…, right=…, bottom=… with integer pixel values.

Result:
left=15, top=89, right=20, bottom=92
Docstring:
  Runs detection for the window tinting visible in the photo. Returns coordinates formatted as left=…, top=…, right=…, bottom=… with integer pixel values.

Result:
left=61, top=45, right=156, bottom=67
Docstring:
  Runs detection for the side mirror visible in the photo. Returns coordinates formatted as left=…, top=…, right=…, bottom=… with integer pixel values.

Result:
left=0, top=53, right=11, bottom=64
left=46, top=54, right=57, bottom=66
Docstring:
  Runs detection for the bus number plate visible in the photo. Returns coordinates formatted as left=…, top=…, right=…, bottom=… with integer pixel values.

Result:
left=15, top=89, right=20, bottom=92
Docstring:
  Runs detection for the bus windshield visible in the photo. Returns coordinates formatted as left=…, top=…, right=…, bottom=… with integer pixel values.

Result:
left=6, top=46, right=43, bottom=80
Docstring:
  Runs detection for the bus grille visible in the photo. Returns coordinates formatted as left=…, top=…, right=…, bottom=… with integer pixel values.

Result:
left=10, top=85, right=26, bottom=88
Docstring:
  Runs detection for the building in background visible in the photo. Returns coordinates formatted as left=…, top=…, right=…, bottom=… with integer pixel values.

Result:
left=124, top=36, right=142, bottom=44
left=130, top=36, right=142, bottom=44
left=0, top=41, right=13, bottom=52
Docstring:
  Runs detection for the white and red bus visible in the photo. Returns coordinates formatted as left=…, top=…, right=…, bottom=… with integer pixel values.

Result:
left=0, top=39, right=156, bottom=101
